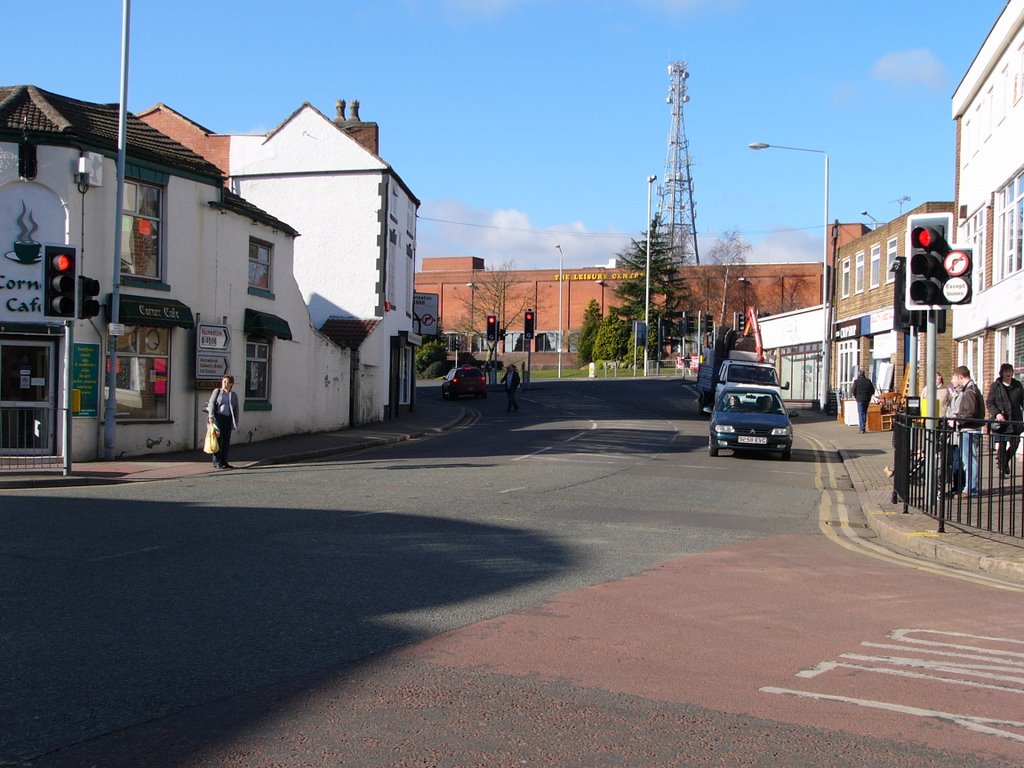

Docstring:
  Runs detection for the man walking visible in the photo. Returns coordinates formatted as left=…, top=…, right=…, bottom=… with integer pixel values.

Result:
left=502, top=363, right=520, bottom=413
left=851, top=370, right=875, bottom=434
left=950, top=366, right=985, bottom=497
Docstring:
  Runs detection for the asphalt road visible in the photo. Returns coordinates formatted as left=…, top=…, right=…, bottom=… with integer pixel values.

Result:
left=3, top=377, right=1022, bottom=766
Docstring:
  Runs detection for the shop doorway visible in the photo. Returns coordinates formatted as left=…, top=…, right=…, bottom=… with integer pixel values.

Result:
left=1, top=341, right=56, bottom=456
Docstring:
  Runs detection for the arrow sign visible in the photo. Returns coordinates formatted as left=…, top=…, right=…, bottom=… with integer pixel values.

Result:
left=198, top=323, right=231, bottom=351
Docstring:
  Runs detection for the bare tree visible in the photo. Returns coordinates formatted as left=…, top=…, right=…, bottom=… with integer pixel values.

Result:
left=699, top=230, right=751, bottom=324
left=465, top=259, right=535, bottom=359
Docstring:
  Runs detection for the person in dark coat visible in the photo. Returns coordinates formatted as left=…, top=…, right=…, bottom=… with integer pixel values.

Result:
left=851, top=370, right=875, bottom=434
left=502, top=363, right=520, bottom=412
left=986, top=363, right=1024, bottom=478
left=206, top=375, right=240, bottom=469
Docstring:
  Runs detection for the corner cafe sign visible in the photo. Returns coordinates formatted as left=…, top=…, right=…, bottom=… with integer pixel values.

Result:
left=1, top=241, right=55, bottom=322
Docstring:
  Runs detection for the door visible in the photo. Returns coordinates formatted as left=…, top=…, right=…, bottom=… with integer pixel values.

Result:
left=0, top=341, right=55, bottom=455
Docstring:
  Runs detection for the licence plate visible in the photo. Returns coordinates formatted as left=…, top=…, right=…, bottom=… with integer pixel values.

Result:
left=737, top=435, right=768, bottom=445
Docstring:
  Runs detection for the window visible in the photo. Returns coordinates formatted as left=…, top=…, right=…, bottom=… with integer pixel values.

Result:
left=836, top=339, right=859, bottom=398
left=121, top=180, right=162, bottom=279
left=245, top=338, right=271, bottom=402
left=869, top=244, right=880, bottom=289
left=249, top=239, right=272, bottom=291
left=964, top=207, right=987, bottom=292
left=885, top=237, right=898, bottom=284
left=110, top=326, right=169, bottom=420
left=841, top=258, right=850, bottom=298
left=994, top=169, right=1024, bottom=282
left=854, top=251, right=865, bottom=294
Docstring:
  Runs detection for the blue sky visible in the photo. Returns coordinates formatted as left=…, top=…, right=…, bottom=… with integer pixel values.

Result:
left=4, top=0, right=1008, bottom=272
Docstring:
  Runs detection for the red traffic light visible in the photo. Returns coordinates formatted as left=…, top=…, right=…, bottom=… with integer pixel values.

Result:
left=52, top=253, right=73, bottom=272
left=910, top=226, right=942, bottom=250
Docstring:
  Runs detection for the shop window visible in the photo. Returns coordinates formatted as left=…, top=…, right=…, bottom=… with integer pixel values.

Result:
left=109, top=326, right=169, bottom=420
left=121, top=180, right=162, bottom=280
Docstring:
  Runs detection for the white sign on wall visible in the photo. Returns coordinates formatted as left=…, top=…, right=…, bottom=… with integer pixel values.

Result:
left=413, top=292, right=439, bottom=336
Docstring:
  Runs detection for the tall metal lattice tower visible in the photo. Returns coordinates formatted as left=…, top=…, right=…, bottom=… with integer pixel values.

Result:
left=658, top=61, right=699, bottom=265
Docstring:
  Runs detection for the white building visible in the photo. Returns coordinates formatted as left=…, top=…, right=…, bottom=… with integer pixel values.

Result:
left=0, top=85, right=349, bottom=462
left=140, top=99, right=421, bottom=425
left=952, top=0, right=1024, bottom=380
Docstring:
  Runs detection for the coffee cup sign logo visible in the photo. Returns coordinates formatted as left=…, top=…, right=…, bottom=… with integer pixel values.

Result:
left=4, top=203, right=42, bottom=265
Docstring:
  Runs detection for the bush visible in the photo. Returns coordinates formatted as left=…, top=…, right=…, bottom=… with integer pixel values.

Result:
left=416, top=340, right=448, bottom=374
left=422, top=360, right=451, bottom=379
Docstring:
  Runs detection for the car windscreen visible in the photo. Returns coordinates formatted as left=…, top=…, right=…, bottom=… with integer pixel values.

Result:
left=727, top=365, right=777, bottom=385
left=717, top=391, right=785, bottom=414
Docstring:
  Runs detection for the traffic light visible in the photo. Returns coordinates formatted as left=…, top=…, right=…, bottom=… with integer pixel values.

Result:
left=524, top=309, right=535, bottom=340
left=486, top=314, right=497, bottom=342
left=905, top=212, right=973, bottom=309
left=681, top=312, right=692, bottom=335
left=43, top=245, right=77, bottom=318
left=732, top=311, right=746, bottom=333
left=78, top=276, right=101, bottom=319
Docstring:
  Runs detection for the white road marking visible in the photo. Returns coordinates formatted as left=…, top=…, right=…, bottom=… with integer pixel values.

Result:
left=760, top=686, right=1024, bottom=744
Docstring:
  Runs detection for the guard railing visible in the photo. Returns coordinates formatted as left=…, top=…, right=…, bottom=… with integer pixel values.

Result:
left=892, top=412, right=1023, bottom=538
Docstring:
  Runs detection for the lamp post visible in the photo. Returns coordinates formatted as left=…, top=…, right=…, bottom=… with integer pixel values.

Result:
left=596, top=279, right=606, bottom=316
left=737, top=276, right=751, bottom=310
left=749, top=142, right=830, bottom=411
left=465, top=282, right=475, bottom=360
left=644, top=174, right=657, bottom=377
left=555, top=244, right=564, bottom=379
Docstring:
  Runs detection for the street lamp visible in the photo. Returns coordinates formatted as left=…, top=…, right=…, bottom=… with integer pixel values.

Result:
left=860, top=210, right=879, bottom=229
left=465, top=282, right=475, bottom=359
left=596, top=279, right=606, bottom=316
left=555, top=244, right=564, bottom=378
left=749, top=142, right=830, bottom=411
left=644, top=174, right=657, bottom=377
left=737, top=276, right=751, bottom=309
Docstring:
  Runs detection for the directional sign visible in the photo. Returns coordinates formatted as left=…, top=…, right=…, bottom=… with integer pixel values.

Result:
left=198, top=322, right=231, bottom=351
left=413, top=292, right=439, bottom=336
left=197, top=354, right=231, bottom=380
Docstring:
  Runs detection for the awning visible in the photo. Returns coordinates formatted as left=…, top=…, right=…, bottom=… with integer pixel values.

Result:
left=244, top=308, right=292, bottom=340
left=108, top=294, right=195, bottom=328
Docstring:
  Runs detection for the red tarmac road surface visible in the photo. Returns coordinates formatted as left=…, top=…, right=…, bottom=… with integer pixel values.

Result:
left=30, top=533, right=1024, bottom=767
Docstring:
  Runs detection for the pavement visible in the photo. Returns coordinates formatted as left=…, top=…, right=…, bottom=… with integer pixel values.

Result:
left=4, top=383, right=1024, bottom=586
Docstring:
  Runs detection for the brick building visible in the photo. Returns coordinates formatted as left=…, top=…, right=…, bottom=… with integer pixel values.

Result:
left=415, top=256, right=824, bottom=371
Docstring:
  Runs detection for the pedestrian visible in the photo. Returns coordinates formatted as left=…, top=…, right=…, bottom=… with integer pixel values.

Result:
left=207, top=374, right=240, bottom=469
left=986, top=363, right=1024, bottom=478
left=949, top=366, right=985, bottom=497
left=502, top=363, right=520, bottom=413
left=935, top=373, right=951, bottom=418
left=851, top=370, right=875, bottom=434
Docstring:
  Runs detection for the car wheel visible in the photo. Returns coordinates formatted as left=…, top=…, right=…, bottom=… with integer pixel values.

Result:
left=708, top=438, right=719, bottom=457
left=781, top=447, right=792, bottom=461
left=441, top=390, right=448, bottom=400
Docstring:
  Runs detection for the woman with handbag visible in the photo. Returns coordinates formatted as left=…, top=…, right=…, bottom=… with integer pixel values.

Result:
left=986, top=363, right=1024, bottom=478
left=206, top=375, right=240, bottom=469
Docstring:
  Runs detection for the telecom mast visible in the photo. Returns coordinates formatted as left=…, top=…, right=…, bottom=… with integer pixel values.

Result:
left=658, top=61, right=699, bottom=265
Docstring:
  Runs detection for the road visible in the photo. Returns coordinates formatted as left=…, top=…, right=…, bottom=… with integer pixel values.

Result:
left=2, top=377, right=1022, bottom=766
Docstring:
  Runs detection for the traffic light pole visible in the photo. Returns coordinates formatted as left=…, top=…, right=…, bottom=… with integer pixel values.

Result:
left=62, top=320, right=73, bottom=476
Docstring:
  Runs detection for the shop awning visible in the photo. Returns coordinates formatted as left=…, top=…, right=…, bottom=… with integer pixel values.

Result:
left=108, top=294, right=195, bottom=328
left=244, top=308, right=292, bottom=340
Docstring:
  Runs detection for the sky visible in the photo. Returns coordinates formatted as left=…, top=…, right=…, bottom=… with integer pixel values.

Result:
left=4, top=0, right=1010, bottom=273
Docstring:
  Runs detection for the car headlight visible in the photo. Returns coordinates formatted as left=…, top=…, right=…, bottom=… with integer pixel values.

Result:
left=771, top=426, right=792, bottom=437
left=715, top=424, right=735, bottom=433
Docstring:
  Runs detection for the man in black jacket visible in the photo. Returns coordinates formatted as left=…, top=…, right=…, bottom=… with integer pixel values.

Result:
left=986, top=363, right=1024, bottom=477
left=950, top=366, right=985, bottom=496
left=851, top=370, right=875, bottom=434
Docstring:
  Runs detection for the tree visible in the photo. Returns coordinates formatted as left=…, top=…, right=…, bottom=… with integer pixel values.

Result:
left=593, top=314, right=630, bottom=363
left=576, top=299, right=602, bottom=365
left=696, top=229, right=752, bottom=325
left=470, top=259, right=534, bottom=361
left=611, top=214, right=686, bottom=323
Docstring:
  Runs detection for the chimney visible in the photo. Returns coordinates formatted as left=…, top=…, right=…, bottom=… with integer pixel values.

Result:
left=337, top=97, right=379, bottom=155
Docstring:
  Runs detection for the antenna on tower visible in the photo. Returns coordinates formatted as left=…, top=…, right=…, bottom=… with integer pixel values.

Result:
left=658, top=61, right=699, bottom=265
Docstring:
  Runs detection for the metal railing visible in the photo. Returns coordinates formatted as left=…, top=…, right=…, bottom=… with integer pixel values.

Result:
left=893, top=413, right=1022, bottom=538
left=0, top=405, right=60, bottom=471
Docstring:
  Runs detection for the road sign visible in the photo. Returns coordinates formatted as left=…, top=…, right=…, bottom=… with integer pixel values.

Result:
left=197, top=354, right=231, bottom=379
left=198, top=322, right=231, bottom=350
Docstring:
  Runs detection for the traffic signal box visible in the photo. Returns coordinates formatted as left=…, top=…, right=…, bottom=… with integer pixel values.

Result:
left=905, top=212, right=973, bottom=310
left=43, top=245, right=77, bottom=319
left=524, top=310, right=535, bottom=340
left=486, top=314, right=498, bottom=342
left=78, top=276, right=101, bottom=319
